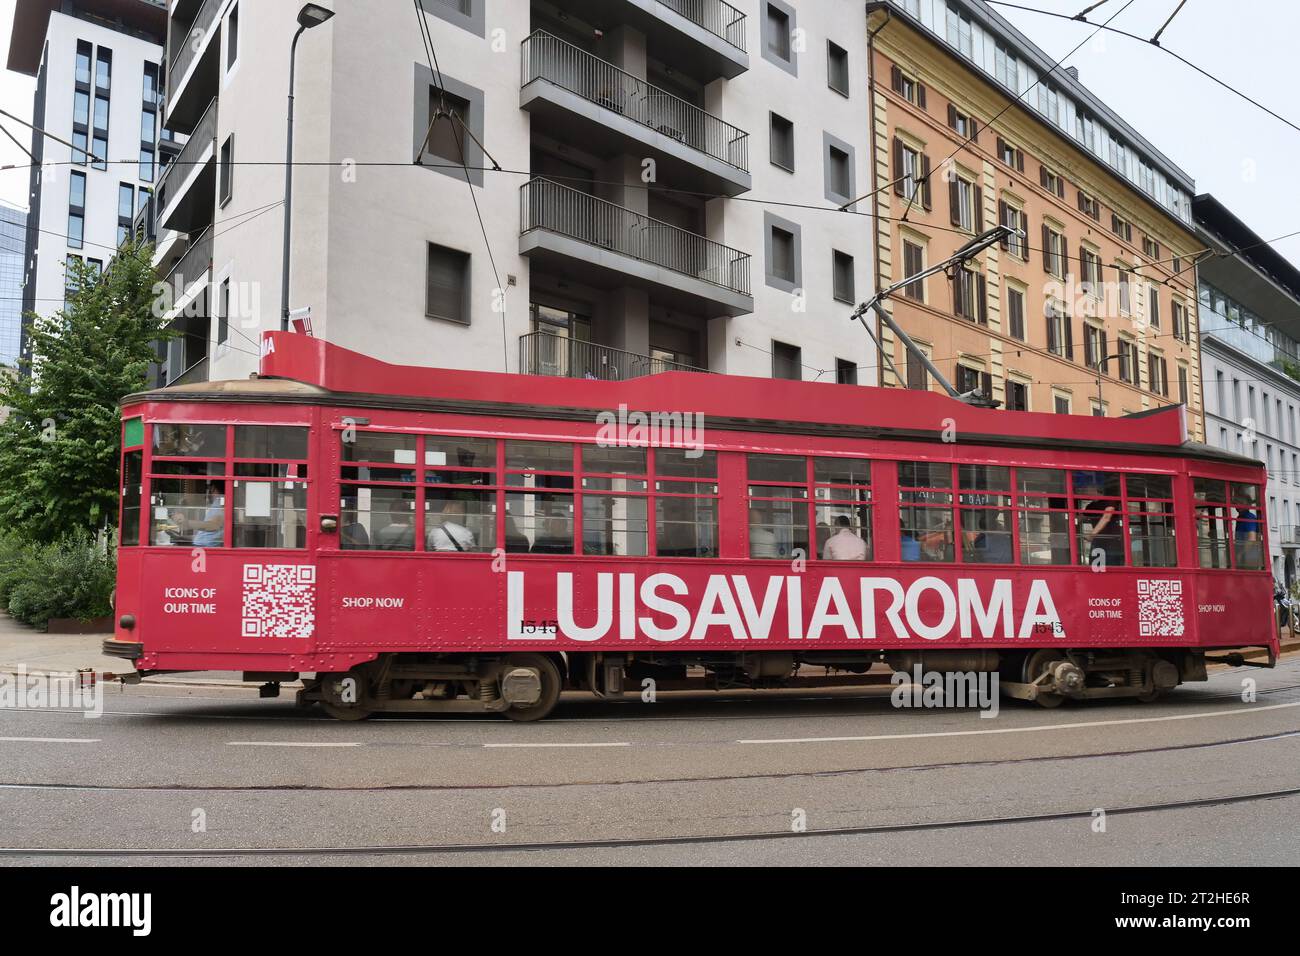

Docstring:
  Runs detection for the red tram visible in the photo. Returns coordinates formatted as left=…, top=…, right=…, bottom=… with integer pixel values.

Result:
left=106, top=332, right=1278, bottom=720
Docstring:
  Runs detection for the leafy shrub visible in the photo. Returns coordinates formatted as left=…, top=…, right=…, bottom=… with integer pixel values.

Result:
left=0, top=533, right=115, bottom=629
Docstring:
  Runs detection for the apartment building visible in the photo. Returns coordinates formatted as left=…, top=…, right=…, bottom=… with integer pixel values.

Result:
left=0, top=201, right=26, bottom=367
left=7, top=0, right=165, bottom=355
left=1195, top=193, right=1300, bottom=587
left=867, top=0, right=1204, bottom=439
left=142, top=0, right=875, bottom=387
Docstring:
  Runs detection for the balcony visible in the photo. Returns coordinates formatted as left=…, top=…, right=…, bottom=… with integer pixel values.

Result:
left=521, top=32, right=750, bottom=197
left=162, top=224, right=213, bottom=313
left=520, top=331, right=711, bottom=381
left=157, top=98, right=217, bottom=233
left=520, top=178, right=752, bottom=318
left=554, top=0, right=749, bottom=79
left=166, top=0, right=222, bottom=129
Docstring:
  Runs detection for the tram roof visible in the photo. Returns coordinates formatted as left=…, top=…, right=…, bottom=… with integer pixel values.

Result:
left=126, top=333, right=1259, bottom=468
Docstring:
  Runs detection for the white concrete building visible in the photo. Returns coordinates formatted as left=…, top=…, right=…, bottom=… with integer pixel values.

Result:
left=1194, top=194, right=1300, bottom=589
left=6, top=0, right=166, bottom=354
left=144, top=0, right=876, bottom=387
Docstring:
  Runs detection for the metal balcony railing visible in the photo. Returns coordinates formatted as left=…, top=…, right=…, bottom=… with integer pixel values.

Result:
left=521, top=332, right=710, bottom=380
left=521, top=178, right=751, bottom=297
left=522, top=31, right=748, bottom=173
left=1277, top=526, right=1300, bottom=547
left=164, top=224, right=213, bottom=294
left=132, top=192, right=156, bottom=245
left=655, top=0, right=747, bottom=52
left=169, top=0, right=221, bottom=88
left=156, top=97, right=217, bottom=214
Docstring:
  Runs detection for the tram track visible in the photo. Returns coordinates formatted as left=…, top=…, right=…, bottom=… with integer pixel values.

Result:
left=3, top=786, right=1299, bottom=859
left=1, top=725, right=1296, bottom=794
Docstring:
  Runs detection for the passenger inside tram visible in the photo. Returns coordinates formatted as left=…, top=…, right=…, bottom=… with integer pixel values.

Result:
left=1235, top=488, right=1262, bottom=569
left=1076, top=472, right=1125, bottom=567
left=188, top=481, right=225, bottom=548
left=822, top=515, right=868, bottom=561
left=748, top=508, right=779, bottom=559
left=373, top=500, right=415, bottom=551
left=427, top=498, right=476, bottom=552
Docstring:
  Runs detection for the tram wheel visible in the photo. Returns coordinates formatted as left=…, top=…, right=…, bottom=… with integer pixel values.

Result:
left=499, top=654, right=562, bottom=723
left=1023, top=650, right=1065, bottom=709
left=318, top=670, right=374, bottom=722
left=1135, top=688, right=1164, bottom=703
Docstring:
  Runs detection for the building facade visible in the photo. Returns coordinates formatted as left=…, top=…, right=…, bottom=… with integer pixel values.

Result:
left=1194, top=194, right=1300, bottom=588
left=6, top=0, right=166, bottom=358
left=867, top=0, right=1204, bottom=439
left=142, top=0, right=877, bottom=387
left=0, top=201, right=27, bottom=368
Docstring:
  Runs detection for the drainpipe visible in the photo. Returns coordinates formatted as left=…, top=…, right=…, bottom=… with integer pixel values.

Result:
left=865, top=3, right=892, bottom=388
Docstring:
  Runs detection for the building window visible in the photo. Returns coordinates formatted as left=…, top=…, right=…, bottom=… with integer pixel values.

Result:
left=996, top=136, right=1024, bottom=172
left=1142, top=236, right=1160, bottom=260
left=998, top=199, right=1028, bottom=260
left=139, top=146, right=155, bottom=184
left=1149, top=352, right=1169, bottom=397
left=832, top=250, right=855, bottom=304
left=949, top=173, right=979, bottom=232
left=1080, top=246, right=1103, bottom=291
left=1178, top=365, right=1189, bottom=405
left=1042, top=223, right=1066, bottom=279
left=825, top=140, right=852, bottom=202
left=1054, top=395, right=1071, bottom=415
left=68, top=172, right=86, bottom=251
left=1084, top=324, right=1108, bottom=371
left=219, top=135, right=234, bottom=206
left=994, top=43, right=1018, bottom=90
left=765, top=3, right=792, bottom=63
left=768, top=222, right=797, bottom=286
left=953, top=266, right=986, bottom=324
left=1147, top=285, right=1161, bottom=328
left=835, top=359, right=857, bottom=385
left=1118, top=267, right=1132, bottom=314
left=218, top=277, right=231, bottom=346
left=425, top=88, right=473, bottom=166
left=770, top=113, right=794, bottom=171
left=1118, top=339, right=1139, bottom=385
left=227, top=3, right=240, bottom=71
left=426, top=243, right=470, bottom=325
left=95, top=47, right=111, bottom=91
left=75, top=40, right=92, bottom=86
left=117, top=182, right=134, bottom=248
left=906, top=349, right=929, bottom=391
left=772, top=340, right=801, bottom=381
left=143, top=62, right=159, bottom=108
left=827, top=42, right=849, bottom=96
left=1006, top=286, right=1025, bottom=340
left=1046, top=303, right=1072, bottom=360
left=892, top=138, right=930, bottom=210
left=947, top=104, right=978, bottom=140
left=1006, top=380, right=1028, bottom=411
left=956, top=365, right=992, bottom=401
left=1111, top=213, right=1132, bottom=243
left=901, top=239, right=925, bottom=301
left=1173, top=301, right=1187, bottom=342
left=889, top=66, right=925, bottom=107
left=946, top=3, right=973, bottom=58
left=1077, top=190, right=1100, bottom=220
left=1039, top=165, right=1064, bottom=198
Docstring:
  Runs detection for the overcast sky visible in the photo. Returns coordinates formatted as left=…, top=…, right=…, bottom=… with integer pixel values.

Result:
left=0, top=0, right=1295, bottom=266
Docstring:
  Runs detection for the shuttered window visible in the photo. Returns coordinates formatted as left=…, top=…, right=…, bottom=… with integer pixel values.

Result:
left=426, top=243, right=470, bottom=325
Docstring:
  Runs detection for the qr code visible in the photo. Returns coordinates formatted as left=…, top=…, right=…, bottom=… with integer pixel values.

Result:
left=242, top=564, right=316, bottom=640
left=1137, top=579, right=1185, bottom=637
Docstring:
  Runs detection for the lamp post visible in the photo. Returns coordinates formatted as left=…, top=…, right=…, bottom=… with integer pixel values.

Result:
left=280, top=4, right=335, bottom=331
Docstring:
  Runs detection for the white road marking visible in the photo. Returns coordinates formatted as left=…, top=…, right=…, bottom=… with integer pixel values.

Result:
left=482, top=742, right=632, bottom=749
left=0, top=737, right=100, bottom=744
left=227, top=741, right=362, bottom=748
left=738, top=699, right=1300, bottom=745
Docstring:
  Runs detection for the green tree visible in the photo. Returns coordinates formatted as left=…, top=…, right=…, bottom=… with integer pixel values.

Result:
left=0, top=243, right=169, bottom=542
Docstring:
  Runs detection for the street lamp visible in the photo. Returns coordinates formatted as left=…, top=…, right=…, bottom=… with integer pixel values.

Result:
left=280, top=4, right=335, bottom=332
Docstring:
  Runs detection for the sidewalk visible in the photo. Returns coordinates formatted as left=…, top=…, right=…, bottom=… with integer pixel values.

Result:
left=0, top=613, right=253, bottom=686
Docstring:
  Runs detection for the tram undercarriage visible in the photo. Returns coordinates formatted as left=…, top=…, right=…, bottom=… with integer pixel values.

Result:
left=280, top=646, right=1259, bottom=722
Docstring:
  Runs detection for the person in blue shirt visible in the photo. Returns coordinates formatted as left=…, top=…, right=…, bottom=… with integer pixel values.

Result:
left=190, top=481, right=225, bottom=548
left=1234, top=491, right=1262, bottom=568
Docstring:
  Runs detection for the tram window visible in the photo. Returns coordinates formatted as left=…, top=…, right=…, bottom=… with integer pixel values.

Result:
left=655, top=448, right=718, bottom=480
left=151, top=460, right=225, bottom=477
left=656, top=496, right=718, bottom=558
left=1017, top=468, right=1070, bottom=565
left=426, top=489, right=495, bottom=553
left=1231, top=482, right=1264, bottom=570
left=582, top=495, right=648, bottom=557
left=235, top=425, right=308, bottom=461
left=1193, top=478, right=1227, bottom=503
left=748, top=455, right=810, bottom=559
left=1195, top=504, right=1231, bottom=569
left=343, top=432, right=417, bottom=465
left=343, top=466, right=415, bottom=484
left=959, top=465, right=1012, bottom=564
left=149, top=479, right=227, bottom=548
left=814, top=457, right=872, bottom=561
left=506, top=492, right=574, bottom=554
left=121, top=450, right=143, bottom=547
left=426, top=436, right=496, bottom=486
left=898, top=461, right=954, bottom=562
left=506, top=441, right=574, bottom=489
left=1073, top=471, right=1124, bottom=568
left=582, top=444, right=647, bottom=477
left=238, top=462, right=308, bottom=480
left=341, top=487, right=416, bottom=551
left=233, top=480, right=307, bottom=549
left=749, top=454, right=806, bottom=485
left=153, top=423, right=226, bottom=458
left=1126, top=474, right=1176, bottom=568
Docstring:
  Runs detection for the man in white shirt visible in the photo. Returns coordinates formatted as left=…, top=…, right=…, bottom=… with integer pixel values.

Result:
left=749, top=509, right=780, bottom=559
left=823, top=515, right=868, bottom=561
left=427, top=499, right=477, bottom=552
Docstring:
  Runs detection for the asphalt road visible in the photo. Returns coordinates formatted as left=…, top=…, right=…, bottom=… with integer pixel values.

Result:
left=2, top=659, right=1299, bottom=866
